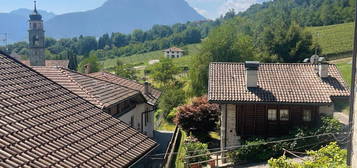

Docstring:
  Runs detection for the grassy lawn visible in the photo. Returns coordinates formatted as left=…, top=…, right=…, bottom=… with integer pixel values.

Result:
left=102, top=43, right=201, bottom=69
left=307, top=22, right=353, bottom=56
left=156, top=120, right=176, bottom=131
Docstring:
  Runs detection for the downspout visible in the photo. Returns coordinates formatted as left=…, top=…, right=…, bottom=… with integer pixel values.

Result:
left=141, top=105, right=157, bottom=133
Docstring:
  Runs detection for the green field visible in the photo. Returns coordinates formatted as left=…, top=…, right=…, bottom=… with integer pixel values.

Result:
left=307, top=22, right=354, bottom=56
left=102, top=43, right=201, bottom=68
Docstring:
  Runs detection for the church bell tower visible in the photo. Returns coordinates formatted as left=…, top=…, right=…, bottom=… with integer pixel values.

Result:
left=28, top=0, right=45, bottom=66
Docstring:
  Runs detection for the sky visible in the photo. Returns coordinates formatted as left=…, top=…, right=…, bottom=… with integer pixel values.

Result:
left=0, top=0, right=268, bottom=19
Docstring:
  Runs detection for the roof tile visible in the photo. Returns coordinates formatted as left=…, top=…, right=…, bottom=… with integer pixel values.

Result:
left=0, top=52, right=156, bottom=167
left=208, top=62, right=350, bottom=104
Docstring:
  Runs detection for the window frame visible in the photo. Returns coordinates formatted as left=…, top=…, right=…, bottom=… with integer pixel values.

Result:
left=303, top=109, right=312, bottom=122
left=268, top=109, right=277, bottom=121
left=279, top=109, right=289, bottom=121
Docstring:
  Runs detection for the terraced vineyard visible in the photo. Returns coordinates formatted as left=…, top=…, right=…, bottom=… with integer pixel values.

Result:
left=307, top=22, right=353, bottom=56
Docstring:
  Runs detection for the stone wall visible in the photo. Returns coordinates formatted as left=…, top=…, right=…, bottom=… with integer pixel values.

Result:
left=221, top=104, right=241, bottom=151
left=319, top=104, right=334, bottom=116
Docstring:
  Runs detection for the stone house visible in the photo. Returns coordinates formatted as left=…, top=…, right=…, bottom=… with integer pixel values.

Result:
left=32, top=66, right=157, bottom=137
left=208, top=61, right=350, bottom=150
left=163, top=47, right=184, bottom=59
left=0, top=51, right=157, bottom=167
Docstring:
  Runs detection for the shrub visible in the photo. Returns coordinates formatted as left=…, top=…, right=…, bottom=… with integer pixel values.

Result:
left=158, top=85, right=186, bottom=117
left=228, top=116, right=344, bottom=164
left=175, top=96, right=220, bottom=139
left=184, top=137, right=210, bottom=166
left=268, top=142, right=348, bottom=168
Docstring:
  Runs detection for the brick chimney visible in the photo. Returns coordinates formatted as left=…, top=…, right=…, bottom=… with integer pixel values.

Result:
left=245, top=61, right=260, bottom=88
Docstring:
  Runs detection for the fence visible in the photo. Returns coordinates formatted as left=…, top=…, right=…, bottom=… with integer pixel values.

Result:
left=163, top=125, right=182, bottom=168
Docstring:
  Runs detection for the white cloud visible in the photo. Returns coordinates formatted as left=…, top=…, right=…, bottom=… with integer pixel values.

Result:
left=194, top=7, right=209, bottom=17
left=219, top=0, right=265, bottom=16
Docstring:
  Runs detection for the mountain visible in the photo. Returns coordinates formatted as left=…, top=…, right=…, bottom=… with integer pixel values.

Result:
left=0, top=9, right=56, bottom=43
left=0, top=13, right=27, bottom=43
left=45, top=0, right=205, bottom=38
left=10, top=8, right=56, bottom=21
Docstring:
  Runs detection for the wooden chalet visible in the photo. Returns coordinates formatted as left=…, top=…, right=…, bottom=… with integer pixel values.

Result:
left=208, top=61, right=350, bottom=149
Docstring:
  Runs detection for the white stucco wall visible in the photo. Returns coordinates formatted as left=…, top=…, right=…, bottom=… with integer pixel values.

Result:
left=111, top=103, right=154, bottom=137
left=165, top=51, right=183, bottom=59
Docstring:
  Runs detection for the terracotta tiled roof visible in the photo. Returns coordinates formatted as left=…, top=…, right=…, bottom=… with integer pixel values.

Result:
left=163, top=47, right=184, bottom=52
left=21, top=60, right=69, bottom=67
left=32, top=66, right=143, bottom=109
left=208, top=62, right=350, bottom=104
left=89, top=72, right=161, bottom=106
left=0, top=52, right=157, bottom=167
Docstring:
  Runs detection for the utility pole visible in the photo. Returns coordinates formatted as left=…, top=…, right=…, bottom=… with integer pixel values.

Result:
left=347, top=0, right=357, bottom=166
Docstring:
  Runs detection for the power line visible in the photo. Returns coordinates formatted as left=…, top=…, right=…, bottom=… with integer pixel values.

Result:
left=147, top=131, right=349, bottom=158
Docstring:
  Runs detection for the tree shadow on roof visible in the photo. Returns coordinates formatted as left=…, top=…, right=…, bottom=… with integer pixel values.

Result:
left=247, top=87, right=277, bottom=102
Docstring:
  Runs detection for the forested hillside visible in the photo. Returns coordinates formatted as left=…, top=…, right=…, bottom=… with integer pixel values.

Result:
left=1, top=0, right=355, bottom=73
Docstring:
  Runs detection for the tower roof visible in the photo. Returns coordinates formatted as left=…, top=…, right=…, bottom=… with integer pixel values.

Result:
left=29, top=0, right=42, bottom=21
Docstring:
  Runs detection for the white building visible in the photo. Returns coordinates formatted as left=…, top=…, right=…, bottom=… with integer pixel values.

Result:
left=164, top=47, right=184, bottom=59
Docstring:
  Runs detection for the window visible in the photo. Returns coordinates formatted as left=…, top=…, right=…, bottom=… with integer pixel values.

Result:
left=280, top=109, right=289, bottom=121
left=303, top=109, right=312, bottom=122
left=268, top=109, right=277, bottom=121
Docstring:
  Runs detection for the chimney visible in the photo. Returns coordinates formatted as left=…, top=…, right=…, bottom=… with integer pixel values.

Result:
left=245, top=61, right=260, bottom=88
left=144, top=82, right=150, bottom=95
left=319, top=62, right=329, bottom=78
left=84, top=64, right=91, bottom=74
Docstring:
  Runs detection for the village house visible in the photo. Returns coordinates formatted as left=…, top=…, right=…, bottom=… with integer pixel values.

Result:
left=32, top=66, right=156, bottom=137
left=208, top=61, right=350, bottom=150
left=89, top=71, right=161, bottom=114
left=0, top=51, right=157, bottom=167
left=163, top=47, right=184, bottom=59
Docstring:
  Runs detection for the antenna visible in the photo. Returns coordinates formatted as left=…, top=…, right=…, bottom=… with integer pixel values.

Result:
left=315, top=32, right=320, bottom=55
left=0, top=33, right=8, bottom=52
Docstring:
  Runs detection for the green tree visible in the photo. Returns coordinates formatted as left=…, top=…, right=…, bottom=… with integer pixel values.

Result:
left=190, top=21, right=256, bottom=96
left=259, top=22, right=316, bottom=63
left=268, top=142, right=348, bottom=168
left=98, top=33, right=111, bottom=49
left=158, top=84, right=186, bottom=117
left=147, top=58, right=180, bottom=84
left=112, top=32, right=128, bottom=47
left=78, top=55, right=101, bottom=73
left=114, top=60, right=137, bottom=80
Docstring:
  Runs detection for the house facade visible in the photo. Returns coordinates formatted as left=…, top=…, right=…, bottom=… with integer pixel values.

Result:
left=33, top=67, right=156, bottom=137
left=89, top=72, right=162, bottom=136
left=208, top=61, right=350, bottom=150
left=164, top=47, right=184, bottom=59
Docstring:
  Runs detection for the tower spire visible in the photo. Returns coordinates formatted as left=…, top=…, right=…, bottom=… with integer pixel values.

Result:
left=34, top=0, right=37, bottom=13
